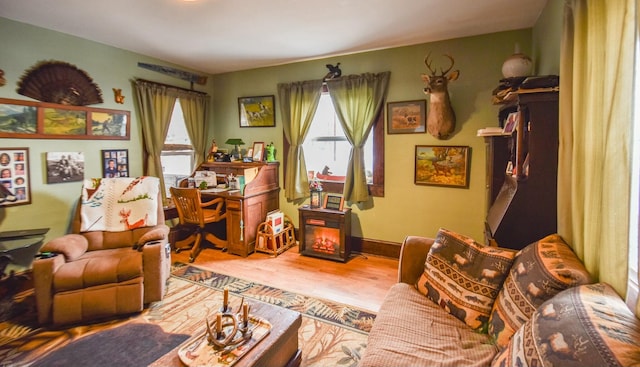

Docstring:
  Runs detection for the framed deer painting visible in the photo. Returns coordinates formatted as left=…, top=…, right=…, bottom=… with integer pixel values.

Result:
left=415, top=145, right=470, bottom=188
left=387, top=100, right=426, bottom=134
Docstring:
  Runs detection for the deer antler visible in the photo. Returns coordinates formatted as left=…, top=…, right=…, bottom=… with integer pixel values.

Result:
left=440, top=54, right=455, bottom=76
left=424, top=52, right=436, bottom=75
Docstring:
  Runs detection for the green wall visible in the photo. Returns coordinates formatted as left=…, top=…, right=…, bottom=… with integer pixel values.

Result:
left=0, top=18, right=213, bottom=240
left=1, top=5, right=561, bottom=246
left=210, top=29, right=534, bottom=243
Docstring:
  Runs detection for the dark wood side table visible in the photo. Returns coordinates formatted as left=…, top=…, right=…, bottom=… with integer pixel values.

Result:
left=298, top=205, right=352, bottom=262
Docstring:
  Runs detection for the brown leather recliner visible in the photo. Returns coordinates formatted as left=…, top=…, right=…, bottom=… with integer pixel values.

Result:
left=32, top=187, right=171, bottom=326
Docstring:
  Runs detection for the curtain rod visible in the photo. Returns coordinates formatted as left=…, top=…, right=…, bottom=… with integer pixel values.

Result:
left=134, top=78, right=208, bottom=96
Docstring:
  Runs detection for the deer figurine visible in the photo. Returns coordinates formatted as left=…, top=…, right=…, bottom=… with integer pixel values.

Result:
left=421, top=53, right=460, bottom=139
left=119, top=208, right=148, bottom=230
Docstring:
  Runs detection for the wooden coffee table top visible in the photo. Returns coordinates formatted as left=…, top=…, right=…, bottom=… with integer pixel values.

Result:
left=151, top=300, right=302, bottom=367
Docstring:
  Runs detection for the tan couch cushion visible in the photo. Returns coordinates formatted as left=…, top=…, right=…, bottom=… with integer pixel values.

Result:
left=491, top=283, right=640, bottom=367
left=360, top=283, right=498, bottom=367
left=416, top=228, right=516, bottom=332
left=488, top=234, right=592, bottom=348
left=53, top=248, right=142, bottom=292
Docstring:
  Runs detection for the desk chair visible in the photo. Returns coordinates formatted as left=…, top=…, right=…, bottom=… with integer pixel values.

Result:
left=170, top=187, right=227, bottom=262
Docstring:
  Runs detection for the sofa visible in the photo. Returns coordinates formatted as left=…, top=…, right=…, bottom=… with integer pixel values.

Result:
left=359, top=229, right=640, bottom=367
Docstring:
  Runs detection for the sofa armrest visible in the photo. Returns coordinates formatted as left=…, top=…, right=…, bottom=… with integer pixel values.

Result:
left=141, top=238, right=171, bottom=303
left=40, top=234, right=88, bottom=261
left=135, top=224, right=170, bottom=250
left=33, top=254, right=65, bottom=324
left=398, top=236, right=434, bottom=285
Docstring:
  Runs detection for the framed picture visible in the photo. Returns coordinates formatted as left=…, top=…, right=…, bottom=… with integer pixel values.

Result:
left=238, top=95, right=276, bottom=127
left=387, top=100, right=426, bottom=134
left=503, top=111, right=518, bottom=134
left=323, top=193, right=345, bottom=211
left=0, top=147, right=31, bottom=207
left=42, top=107, right=87, bottom=136
left=252, top=142, right=265, bottom=162
left=0, top=100, right=38, bottom=135
left=102, top=149, right=129, bottom=178
left=91, top=110, right=130, bottom=138
left=415, top=145, right=471, bottom=188
left=45, top=152, right=85, bottom=184
left=0, top=97, right=130, bottom=140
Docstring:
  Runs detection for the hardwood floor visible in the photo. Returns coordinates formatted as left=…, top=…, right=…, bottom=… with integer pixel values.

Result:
left=171, top=244, right=399, bottom=312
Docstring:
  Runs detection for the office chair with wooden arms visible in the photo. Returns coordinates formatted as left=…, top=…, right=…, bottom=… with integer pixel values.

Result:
left=170, top=187, right=227, bottom=262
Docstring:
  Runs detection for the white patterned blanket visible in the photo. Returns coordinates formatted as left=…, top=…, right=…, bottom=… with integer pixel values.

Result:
left=80, top=177, right=159, bottom=232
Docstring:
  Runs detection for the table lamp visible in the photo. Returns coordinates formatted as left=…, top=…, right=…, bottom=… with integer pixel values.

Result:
left=225, top=138, right=245, bottom=159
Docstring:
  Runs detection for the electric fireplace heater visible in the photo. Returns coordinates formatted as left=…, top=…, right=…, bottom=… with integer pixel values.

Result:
left=298, top=206, right=351, bottom=262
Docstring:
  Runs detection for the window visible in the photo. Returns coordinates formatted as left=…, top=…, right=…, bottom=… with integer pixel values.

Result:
left=284, top=91, right=385, bottom=197
left=161, top=101, right=193, bottom=196
left=302, top=93, right=373, bottom=183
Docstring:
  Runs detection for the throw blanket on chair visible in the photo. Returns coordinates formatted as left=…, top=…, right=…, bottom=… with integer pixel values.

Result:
left=80, top=176, right=159, bottom=232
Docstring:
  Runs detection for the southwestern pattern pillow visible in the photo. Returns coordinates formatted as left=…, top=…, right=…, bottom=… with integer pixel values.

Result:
left=488, top=234, right=592, bottom=348
left=491, top=283, right=640, bottom=367
left=416, top=228, right=516, bottom=332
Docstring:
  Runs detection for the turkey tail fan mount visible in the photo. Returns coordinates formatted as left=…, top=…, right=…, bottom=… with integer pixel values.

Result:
left=17, top=60, right=103, bottom=106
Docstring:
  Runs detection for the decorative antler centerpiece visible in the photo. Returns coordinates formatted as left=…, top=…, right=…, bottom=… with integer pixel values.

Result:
left=205, top=288, right=253, bottom=350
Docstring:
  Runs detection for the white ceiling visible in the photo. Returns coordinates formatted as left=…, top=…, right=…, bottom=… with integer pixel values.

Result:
left=0, top=0, right=548, bottom=75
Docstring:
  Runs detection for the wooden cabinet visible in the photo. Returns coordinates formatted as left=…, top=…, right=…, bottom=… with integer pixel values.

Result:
left=485, top=92, right=559, bottom=249
left=298, top=206, right=351, bottom=262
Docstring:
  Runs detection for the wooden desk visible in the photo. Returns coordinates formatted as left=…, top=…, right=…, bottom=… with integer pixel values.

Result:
left=166, top=162, right=280, bottom=257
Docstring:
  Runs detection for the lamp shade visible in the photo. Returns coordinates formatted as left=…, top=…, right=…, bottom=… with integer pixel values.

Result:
left=225, top=138, right=245, bottom=146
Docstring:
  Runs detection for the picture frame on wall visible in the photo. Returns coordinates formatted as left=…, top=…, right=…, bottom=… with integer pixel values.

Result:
left=0, top=147, right=31, bottom=207
left=0, top=97, right=130, bottom=140
left=102, top=149, right=129, bottom=178
left=45, top=152, right=85, bottom=184
left=387, top=100, right=426, bottom=134
left=415, top=145, right=471, bottom=188
left=238, top=95, right=276, bottom=127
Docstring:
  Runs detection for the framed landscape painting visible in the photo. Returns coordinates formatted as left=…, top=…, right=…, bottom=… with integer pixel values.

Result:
left=415, top=145, right=470, bottom=188
left=238, top=95, right=275, bottom=127
left=387, top=100, right=426, bottom=134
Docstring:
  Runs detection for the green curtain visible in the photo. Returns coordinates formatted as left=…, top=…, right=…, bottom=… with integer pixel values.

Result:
left=326, top=72, right=390, bottom=202
left=558, top=0, right=634, bottom=297
left=178, top=91, right=210, bottom=170
left=277, top=80, right=324, bottom=200
left=133, top=80, right=177, bottom=200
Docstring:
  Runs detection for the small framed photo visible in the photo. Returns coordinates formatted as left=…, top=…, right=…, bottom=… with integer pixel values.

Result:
left=238, top=95, right=276, bottom=127
left=415, top=145, right=471, bottom=188
left=387, top=100, right=426, bottom=134
left=323, top=193, right=345, bottom=211
left=252, top=142, right=265, bottom=162
left=45, top=152, right=85, bottom=184
left=102, top=149, right=129, bottom=178
left=503, top=111, right=518, bottom=134
left=0, top=147, right=31, bottom=207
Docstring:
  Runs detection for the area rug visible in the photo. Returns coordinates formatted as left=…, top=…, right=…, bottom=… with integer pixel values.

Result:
left=0, top=262, right=375, bottom=367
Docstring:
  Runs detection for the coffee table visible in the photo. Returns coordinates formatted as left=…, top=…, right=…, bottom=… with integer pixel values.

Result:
left=151, top=300, right=302, bottom=367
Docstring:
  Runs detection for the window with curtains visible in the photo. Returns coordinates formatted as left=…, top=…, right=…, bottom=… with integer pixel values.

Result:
left=302, top=92, right=374, bottom=183
left=161, top=101, right=193, bottom=196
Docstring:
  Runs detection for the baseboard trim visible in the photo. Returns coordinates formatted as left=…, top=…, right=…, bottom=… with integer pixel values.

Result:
left=351, top=236, right=401, bottom=259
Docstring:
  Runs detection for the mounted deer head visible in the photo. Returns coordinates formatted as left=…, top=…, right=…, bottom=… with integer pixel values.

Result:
left=421, top=53, right=460, bottom=139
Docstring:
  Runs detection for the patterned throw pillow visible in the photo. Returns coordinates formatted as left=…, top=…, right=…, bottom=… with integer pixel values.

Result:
left=416, top=228, right=516, bottom=332
left=491, top=283, right=640, bottom=367
left=488, top=234, right=592, bottom=348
